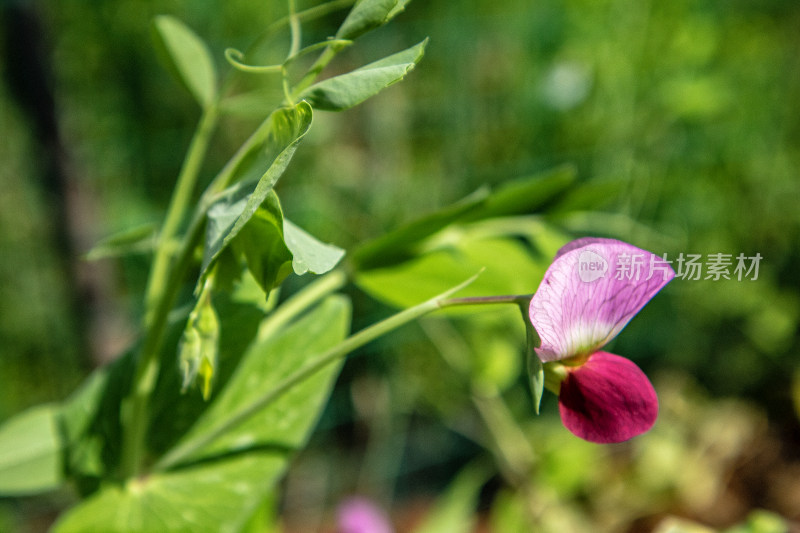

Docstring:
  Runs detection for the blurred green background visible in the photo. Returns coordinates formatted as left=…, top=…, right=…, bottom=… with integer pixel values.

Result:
left=1, top=0, right=799, bottom=531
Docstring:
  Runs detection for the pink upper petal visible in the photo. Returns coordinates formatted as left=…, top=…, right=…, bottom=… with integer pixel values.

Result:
left=529, top=238, right=674, bottom=362
left=558, top=351, right=658, bottom=443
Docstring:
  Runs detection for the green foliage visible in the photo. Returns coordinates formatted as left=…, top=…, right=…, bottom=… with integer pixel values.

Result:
left=4, top=0, right=800, bottom=531
left=151, top=15, right=217, bottom=109
left=283, top=219, right=345, bottom=275
left=83, top=224, right=158, bottom=260
left=299, top=39, right=428, bottom=111
left=53, top=296, right=351, bottom=532
left=335, top=0, right=410, bottom=40
left=230, top=192, right=294, bottom=295
left=0, top=405, right=62, bottom=495
left=200, top=102, right=313, bottom=280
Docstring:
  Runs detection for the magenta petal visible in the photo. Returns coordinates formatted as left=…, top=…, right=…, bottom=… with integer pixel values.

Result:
left=558, top=351, right=658, bottom=443
left=529, top=238, right=675, bottom=362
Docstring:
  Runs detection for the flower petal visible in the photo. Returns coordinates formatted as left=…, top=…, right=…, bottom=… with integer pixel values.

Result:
left=558, top=351, right=658, bottom=443
left=337, top=497, right=393, bottom=533
left=529, top=238, right=674, bottom=362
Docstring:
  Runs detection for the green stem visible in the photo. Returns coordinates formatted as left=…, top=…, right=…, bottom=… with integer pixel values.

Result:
left=144, top=105, right=219, bottom=323
left=440, top=294, right=533, bottom=308
left=248, top=0, right=354, bottom=56
left=287, top=0, right=302, bottom=60
left=292, top=46, right=339, bottom=96
left=154, top=273, right=481, bottom=472
left=257, top=270, right=347, bottom=342
left=121, top=104, right=219, bottom=479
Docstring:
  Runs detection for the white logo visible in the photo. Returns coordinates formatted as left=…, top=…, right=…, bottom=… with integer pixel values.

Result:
left=578, top=250, right=608, bottom=282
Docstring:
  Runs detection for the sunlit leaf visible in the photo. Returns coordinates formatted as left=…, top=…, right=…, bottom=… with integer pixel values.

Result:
left=335, top=0, right=410, bottom=40
left=298, top=39, right=427, bottom=111
left=0, top=405, right=62, bottom=495
left=283, top=219, right=345, bottom=275
left=167, top=294, right=351, bottom=463
left=152, top=15, right=217, bottom=108
left=356, top=237, right=547, bottom=309
left=53, top=296, right=351, bottom=533
left=200, top=102, right=313, bottom=279
left=52, top=454, right=287, bottom=533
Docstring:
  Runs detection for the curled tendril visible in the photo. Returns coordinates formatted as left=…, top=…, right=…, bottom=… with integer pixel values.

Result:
left=224, top=48, right=283, bottom=74
left=225, top=39, right=352, bottom=75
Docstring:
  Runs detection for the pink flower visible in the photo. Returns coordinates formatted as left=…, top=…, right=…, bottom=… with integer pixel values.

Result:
left=336, top=497, right=393, bottom=533
left=529, top=238, right=675, bottom=443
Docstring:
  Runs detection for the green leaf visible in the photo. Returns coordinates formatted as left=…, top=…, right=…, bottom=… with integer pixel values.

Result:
left=335, top=0, right=410, bottom=40
left=352, top=187, right=489, bottom=270
left=352, top=166, right=576, bottom=271
left=53, top=296, right=351, bottom=533
left=152, top=15, right=217, bottom=109
left=283, top=219, right=345, bottom=275
left=356, top=236, right=547, bottom=309
left=0, top=404, right=62, bottom=495
left=462, top=164, right=577, bottom=222
left=167, top=294, right=351, bottom=463
left=59, top=352, right=136, bottom=496
left=298, top=39, right=427, bottom=111
left=84, top=223, right=157, bottom=260
left=231, top=192, right=293, bottom=295
left=52, top=454, right=287, bottom=533
left=200, top=102, right=313, bottom=278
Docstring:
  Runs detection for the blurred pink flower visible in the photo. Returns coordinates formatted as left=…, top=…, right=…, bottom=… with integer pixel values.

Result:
left=529, top=238, right=675, bottom=443
left=337, top=497, right=393, bottom=533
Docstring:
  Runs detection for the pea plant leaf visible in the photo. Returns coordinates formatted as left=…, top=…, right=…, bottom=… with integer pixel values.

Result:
left=230, top=192, right=293, bottom=295
left=335, top=0, right=411, bottom=40
left=84, top=223, right=157, bottom=261
left=352, top=187, right=490, bottom=270
left=152, top=15, right=217, bottom=109
left=53, top=296, right=351, bottom=533
left=352, top=166, right=576, bottom=271
left=283, top=219, right=345, bottom=275
left=0, top=404, right=63, bottom=495
left=52, top=453, right=287, bottom=533
left=461, top=164, right=577, bottom=222
left=200, top=102, right=313, bottom=279
left=298, top=39, right=428, bottom=111
left=356, top=236, right=549, bottom=309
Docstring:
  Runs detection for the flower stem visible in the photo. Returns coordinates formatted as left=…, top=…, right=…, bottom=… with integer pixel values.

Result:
left=439, top=294, right=533, bottom=308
